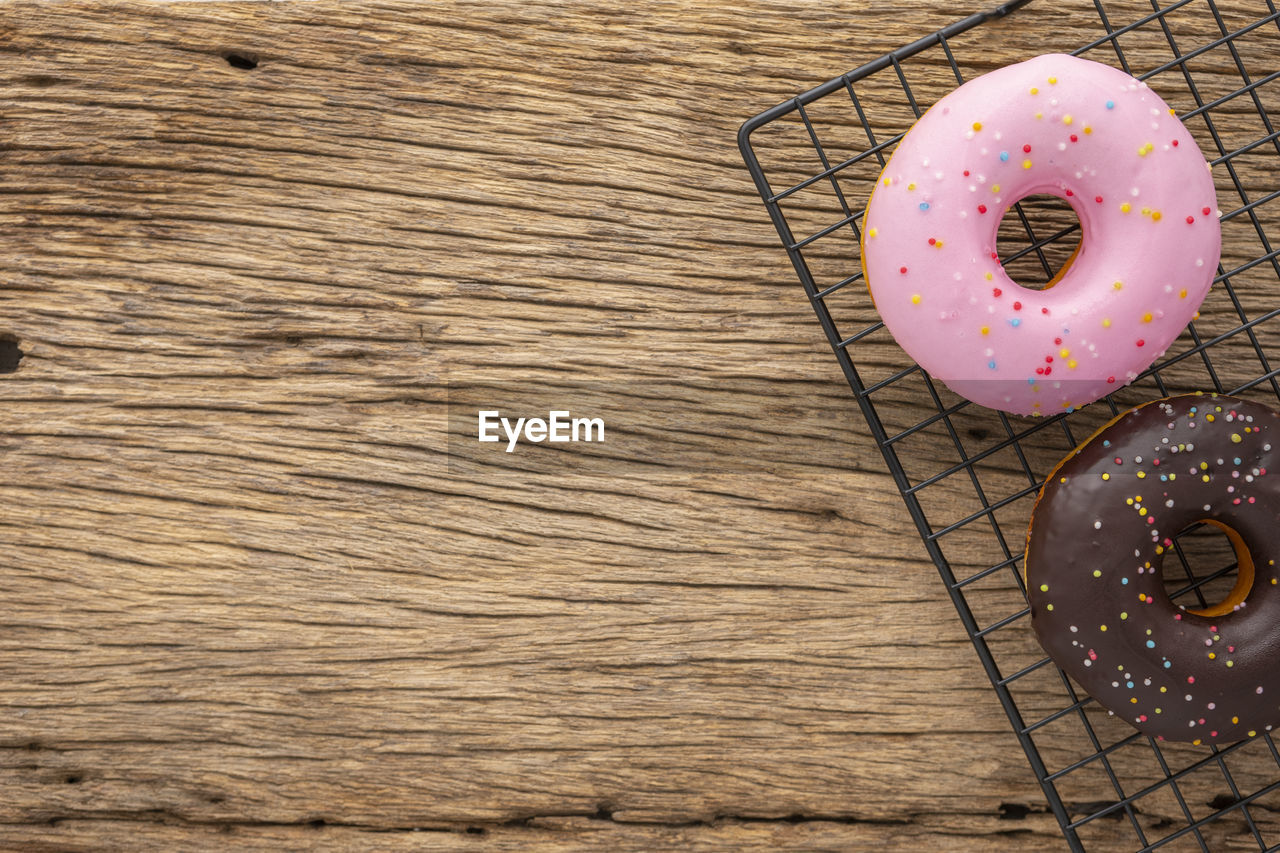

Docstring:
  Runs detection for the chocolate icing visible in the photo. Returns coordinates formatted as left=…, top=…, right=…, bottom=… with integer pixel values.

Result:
left=1025, top=394, right=1280, bottom=743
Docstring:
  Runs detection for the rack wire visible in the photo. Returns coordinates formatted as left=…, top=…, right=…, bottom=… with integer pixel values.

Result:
left=739, top=1, right=1280, bottom=850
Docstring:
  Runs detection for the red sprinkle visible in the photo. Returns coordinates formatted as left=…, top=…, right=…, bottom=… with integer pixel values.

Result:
left=963, top=170, right=970, bottom=176
left=1013, top=301, right=1022, bottom=310
left=993, top=287, right=1002, bottom=297
left=1023, top=144, right=1032, bottom=153
left=1070, top=134, right=1078, bottom=142
left=1136, top=339, right=1145, bottom=347
left=928, top=237, right=937, bottom=245
left=1186, top=215, right=1195, bottom=224
left=1202, top=206, right=1211, bottom=215
left=1095, top=195, right=1103, bottom=203
left=1041, top=307, right=1049, bottom=314
left=1172, top=139, right=1179, bottom=147
left=1107, top=376, right=1116, bottom=384
left=1046, top=356, right=1053, bottom=363
left=1065, top=188, right=1073, bottom=196
left=978, top=204, right=988, bottom=214
left=1054, top=337, right=1062, bottom=345
left=1044, top=367, right=1052, bottom=376
left=1036, top=367, right=1045, bottom=375
left=1188, top=676, right=1195, bottom=684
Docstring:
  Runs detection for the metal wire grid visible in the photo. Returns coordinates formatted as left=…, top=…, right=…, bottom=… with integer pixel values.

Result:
left=739, top=1, right=1280, bottom=850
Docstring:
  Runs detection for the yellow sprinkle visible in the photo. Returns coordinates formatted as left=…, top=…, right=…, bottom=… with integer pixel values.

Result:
left=1193, top=739, right=1201, bottom=746
left=1142, top=207, right=1151, bottom=215
left=980, top=326, right=990, bottom=336
left=1206, top=414, right=1214, bottom=422
left=868, top=228, right=878, bottom=238
left=1113, top=281, right=1123, bottom=291
left=1101, top=473, right=1110, bottom=480
left=1100, top=625, right=1107, bottom=631
left=1152, top=210, right=1162, bottom=221
left=1169, top=474, right=1176, bottom=480
left=911, top=294, right=921, bottom=305
left=1035, top=112, right=1043, bottom=120
left=1092, top=570, right=1101, bottom=577
left=1048, top=76, right=1057, bottom=84
left=1033, top=401, right=1041, bottom=408
left=1126, top=498, right=1133, bottom=505
left=1120, top=202, right=1131, bottom=213
left=1141, top=312, right=1152, bottom=323
left=973, top=121, right=983, bottom=131
left=1060, top=348, right=1070, bottom=358
left=1063, top=114, right=1073, bottom=125
left=1137, top=471, right=1146, bottom=479
left=934, top=240, right=944, bottom=248
left=1231, top=433, right=1242, bottom=443
left=1046, top=604, right=1053, bottom=611
left=1155, top=708, right=1161, bottom=714
left=1160, top=686, right=1167, bottom=693
left=1203, top=475, right=1211, bottom=483
left=991, top=184, right=1001, bottom=193
left=1200, top=462, right=1208, bottom=470
left=1022, top=159, right=1032, bottom=169
left=1227, top=661, right=1234, bottom=667
left=908, top=182, right=916, bottom=190
left=1039, top=584, right=1048, bottom=592
left=883, top=177, right=891, bottom=186
left=1030, top=86, right=1039, bottom=95
left=1249, top=730, right=1256, bottom=737
left=985, top=272, right=993, bottom=280
left=1139, top=507, right=1147, bottom=515
left=1102, top=318, right=1112, bottom=328
left=1130, top=697, right=1138, bottom=704
left=1060, top=477, right=1067, bottom=484
left=1084, top=126, right=1092, bottom=135
left=1179, top=288, right=1187, bottom=298
left=1120, top=612, right=1128, bottom=619
left=1067, top=360, right=1077, bottom=370
left=1233, top=717, right=1239, bottom=724
left=1208, top=652, right=1215, bottom=659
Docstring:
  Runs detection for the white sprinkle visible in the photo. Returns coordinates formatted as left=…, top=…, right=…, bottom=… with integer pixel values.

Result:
left=1094, top=520, right=1102, bottom=529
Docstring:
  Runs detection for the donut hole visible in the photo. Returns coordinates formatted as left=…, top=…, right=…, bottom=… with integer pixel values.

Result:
left=1164, top=521, right=1254, bottom=618
left=997, top=194, right=1081, bottom=291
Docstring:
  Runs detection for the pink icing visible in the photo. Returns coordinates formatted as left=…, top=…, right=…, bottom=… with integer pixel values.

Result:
left=862, top=54, right=1221, bottom=416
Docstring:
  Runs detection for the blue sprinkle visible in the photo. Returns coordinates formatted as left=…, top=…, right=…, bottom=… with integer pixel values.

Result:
left=1106, top=100, right=1115, bottom=110
left=1234, top=457, right=1242, bottom=465
left=1027, top=378, right=1036, bottom=385
left=1122, top=578, right=1129, bottom=585
left=1160, top=474, right=1168, bottom=481
left=1146, top=640, right=1156, bottom=648
left=988, top=360, right=997, bottom=370
left=1126, top=681, right=1135, bottom=688
left=1066, top=407, right=1075, bottom=414
left=1000, top=150, right=1010, bottom=162
left=919, top=202, right=930, bottom=211
left=1009, top=318, right=1021, bottom=328
left=1103, top=440, right=1111, bottom=447
left=1164, top=661, right=1172, bottom=668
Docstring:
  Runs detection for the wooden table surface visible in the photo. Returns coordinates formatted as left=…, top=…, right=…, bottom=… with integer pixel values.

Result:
left=2, top=1, right=1277, bottom=850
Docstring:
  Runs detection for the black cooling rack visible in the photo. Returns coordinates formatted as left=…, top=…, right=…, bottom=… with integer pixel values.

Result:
left=739, top=1, right=1280, bottom=850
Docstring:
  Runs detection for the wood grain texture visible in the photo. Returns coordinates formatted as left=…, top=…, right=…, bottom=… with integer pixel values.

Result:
left=0, top=1, right=1277, bottom=850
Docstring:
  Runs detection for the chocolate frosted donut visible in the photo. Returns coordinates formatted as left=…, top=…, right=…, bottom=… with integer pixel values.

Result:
left=1025, top=394, right=1280, bottom=743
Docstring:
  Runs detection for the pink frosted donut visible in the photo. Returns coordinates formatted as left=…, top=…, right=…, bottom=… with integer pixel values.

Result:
left=861, top=54, right=1220, bottom=416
